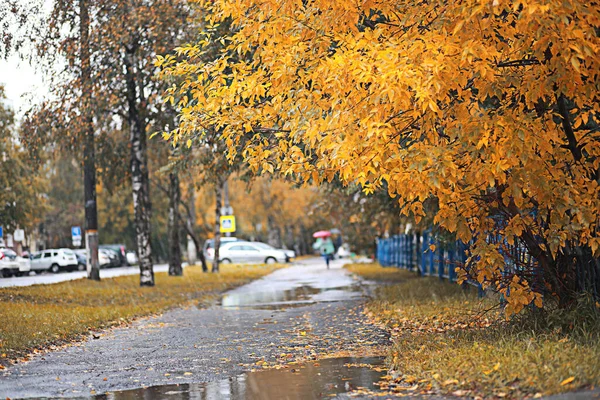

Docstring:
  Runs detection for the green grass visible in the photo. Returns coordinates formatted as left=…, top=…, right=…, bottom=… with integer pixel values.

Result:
left=345, top=263, right=600, bottom=398
left=0, top=264, right=282, bottom=365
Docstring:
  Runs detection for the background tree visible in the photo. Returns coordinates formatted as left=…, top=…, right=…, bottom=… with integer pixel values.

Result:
left=24, top=0, right=200, bottom=285
left=162, top=0, right=600, bottom=313
left=0, top=85, right=47, bottom=237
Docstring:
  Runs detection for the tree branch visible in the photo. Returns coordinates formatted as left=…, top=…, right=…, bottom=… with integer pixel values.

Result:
left=557, top=94, right=582, bottom=162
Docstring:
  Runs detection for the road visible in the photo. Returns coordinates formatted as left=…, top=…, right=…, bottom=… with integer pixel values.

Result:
left=0, top=263, right=175, bottom=288
left=0, top=258, right=391, bottom=399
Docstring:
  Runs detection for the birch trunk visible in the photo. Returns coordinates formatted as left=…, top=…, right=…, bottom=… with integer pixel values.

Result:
left=168, top=172, right=182, bottom=276
left=125, top=41, right=154, bottom=286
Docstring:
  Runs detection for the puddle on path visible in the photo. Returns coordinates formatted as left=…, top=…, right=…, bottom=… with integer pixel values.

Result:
left=219, top=285, right=364, bottom=310
left=95, top=356, right=386, bottom=400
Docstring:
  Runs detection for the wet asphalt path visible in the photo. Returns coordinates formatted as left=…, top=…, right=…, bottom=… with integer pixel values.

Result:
left=0, top=258, right=390, bottom=399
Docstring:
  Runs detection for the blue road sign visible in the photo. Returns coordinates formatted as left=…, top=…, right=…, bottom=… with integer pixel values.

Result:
left=71, top=226, right=82, bottom=239
left=0, top=226, right=3, bottom=238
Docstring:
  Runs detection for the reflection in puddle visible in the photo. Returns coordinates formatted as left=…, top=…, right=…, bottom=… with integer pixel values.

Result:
left=95, top=357, right=386, bottom=400
left=219, top=285, right=364, bottom=310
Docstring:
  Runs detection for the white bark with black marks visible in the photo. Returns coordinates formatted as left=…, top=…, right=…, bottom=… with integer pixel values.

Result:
left=125, top=40, right=154, bottom=287
left=168, top=172, right=182, bottom=276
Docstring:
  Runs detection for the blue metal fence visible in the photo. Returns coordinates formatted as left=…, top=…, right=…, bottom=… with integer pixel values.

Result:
left=376, top=230, right=469, bottom=283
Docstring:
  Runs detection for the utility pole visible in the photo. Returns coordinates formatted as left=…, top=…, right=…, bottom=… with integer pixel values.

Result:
left=80, top=0, right=100, bottom=280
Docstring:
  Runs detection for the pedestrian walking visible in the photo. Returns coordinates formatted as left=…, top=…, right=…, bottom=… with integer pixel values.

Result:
left=319, top=237, right=335, bottom=269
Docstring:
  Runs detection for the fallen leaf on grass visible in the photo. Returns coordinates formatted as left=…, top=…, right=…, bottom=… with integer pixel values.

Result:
left=452, top=390, right=470, bottom=396
left=560, top=377, right=575, bottom=386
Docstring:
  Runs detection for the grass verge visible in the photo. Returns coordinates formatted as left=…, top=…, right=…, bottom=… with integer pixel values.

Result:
left=0, top=264, right=282, bottom=366
left=345, top=263, right=600, bottom=398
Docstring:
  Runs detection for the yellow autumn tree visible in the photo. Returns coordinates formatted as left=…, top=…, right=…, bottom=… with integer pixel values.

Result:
left=158, top=0, right=600, bottom=313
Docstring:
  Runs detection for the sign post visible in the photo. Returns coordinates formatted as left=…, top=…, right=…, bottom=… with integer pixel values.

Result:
left=14, top=229, right=24, bottom=242
left=72, top=226, right=82, bottom=248
left=219, top=215, right=236, bottom=234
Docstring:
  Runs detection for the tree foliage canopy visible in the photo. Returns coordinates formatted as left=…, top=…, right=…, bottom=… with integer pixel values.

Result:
left=0, top=86, right=46, bottom=232
left=160, top=0, right=600, bottom=313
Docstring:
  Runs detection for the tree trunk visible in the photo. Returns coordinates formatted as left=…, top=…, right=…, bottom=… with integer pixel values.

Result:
left=168, top=172, right=182, bottom=276
left=182, top=215, right=208, bottom=272
left=212, top=181, right=222, bottom=273
left=80, top=0, right=100, bottom=281
left=181, top=188, right=208, bottom=272
left=125, top=41, right=154, bottom=287
left=267, top=215, right=281, bottom=248
left=186, top=185, right=198, bottom=263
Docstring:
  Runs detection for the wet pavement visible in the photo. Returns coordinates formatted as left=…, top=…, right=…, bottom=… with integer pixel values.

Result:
left=93, top=357, right=386, bottom=400
left=0, top=258, right=392, bottom=399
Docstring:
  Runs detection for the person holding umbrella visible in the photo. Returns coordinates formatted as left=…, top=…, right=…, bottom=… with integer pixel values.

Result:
left=313, top=230, right=335, bottom=268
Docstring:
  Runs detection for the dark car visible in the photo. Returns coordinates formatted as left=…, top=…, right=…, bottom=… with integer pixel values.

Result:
left=74, top=252, right=87, bottom=271
left=99, top=244, right=128, bottom=267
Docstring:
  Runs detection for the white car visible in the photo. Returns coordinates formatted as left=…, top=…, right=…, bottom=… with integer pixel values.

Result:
left=0, top=248, right=20, bottom=277
left=208, top=241, right=289, bottom=264
left=251, top=242, right=295, bottom=262
left=126, top=251, right=138, bottom=265
left=30, top=248, right=79, bottom=273
left=0, top=248, right=30, bottom=277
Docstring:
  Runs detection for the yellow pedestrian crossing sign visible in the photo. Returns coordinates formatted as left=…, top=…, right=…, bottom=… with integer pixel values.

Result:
left=220, top=215, right=236, bottom=233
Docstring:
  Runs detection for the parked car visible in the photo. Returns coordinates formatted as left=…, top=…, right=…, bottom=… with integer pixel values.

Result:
left=30, top=248, right=79, bottom=273
left=126, top=251, right=138, bottom=265
left=100, top=248, right=121, bottom=268
left=207, top=241, right=288, bottom=264
left=250, top=242, right=295, bottom=262
left=16, top=253, right=31, bottom=275
left=0, top=248, right=31, bottom=277
left=0, top=248, right=20, bottom=277
left=203, top=237, right=240, bottom=260
left=99, top=244, right=128, bottom=267
left=73, top=251, right=87, bottom=271
left=73, top=249, right=114, bottom=269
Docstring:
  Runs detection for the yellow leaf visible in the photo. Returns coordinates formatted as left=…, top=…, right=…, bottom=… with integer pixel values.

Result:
left=560, top=377, right=575, bottom=386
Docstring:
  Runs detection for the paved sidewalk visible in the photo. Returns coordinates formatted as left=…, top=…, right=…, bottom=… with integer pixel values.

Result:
left=0, top=258, right=389, bottom=398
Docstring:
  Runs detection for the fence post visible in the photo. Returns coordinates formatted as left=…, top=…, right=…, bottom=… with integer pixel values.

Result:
left=420, top=232, right=428, bottom=275
left=396, top=235, right=401, bottom=268
left=429, top=236, right=435, bottom=276
left=449, top=245, right=456, bottom=282
left=403, top=235, right=408, bottom=269
left=395, top=235, right=399, bottom=268
left=409, top=233, right=414, bottom=271
left=438, top=243, right=444, bottom=280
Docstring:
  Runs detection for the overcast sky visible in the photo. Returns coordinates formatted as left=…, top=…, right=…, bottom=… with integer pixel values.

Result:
left=0, top=54, right=48, bottom=121
left=1, top=0, right=52, bottom=121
